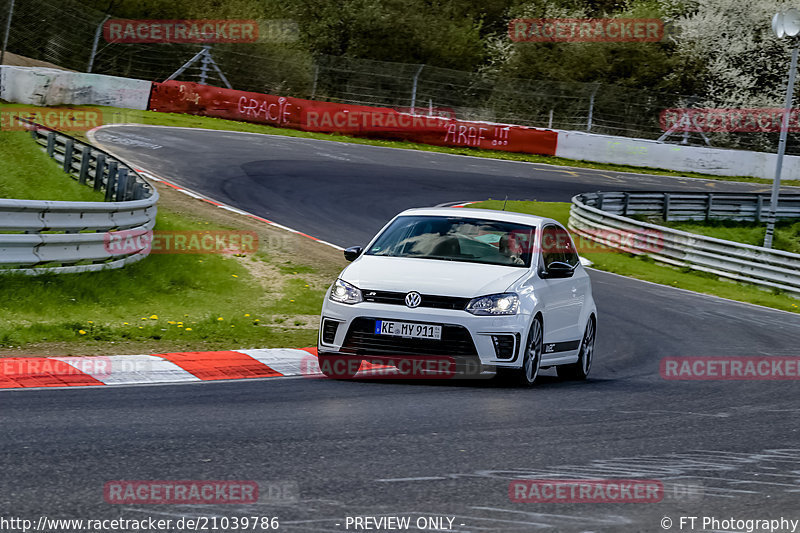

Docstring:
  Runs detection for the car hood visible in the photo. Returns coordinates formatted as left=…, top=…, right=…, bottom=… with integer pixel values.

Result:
left=340, top=255, right=528, bottom=297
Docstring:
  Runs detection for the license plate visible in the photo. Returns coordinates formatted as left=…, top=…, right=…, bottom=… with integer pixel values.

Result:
left=375, top=320, right=442, bottom=340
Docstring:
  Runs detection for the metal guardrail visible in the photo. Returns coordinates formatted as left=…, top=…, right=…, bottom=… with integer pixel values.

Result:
left=0, top=118, right=158, bottom=274
left=583, top=191, right=800, bottom=222
left=570, top=192, right=800, bottom=297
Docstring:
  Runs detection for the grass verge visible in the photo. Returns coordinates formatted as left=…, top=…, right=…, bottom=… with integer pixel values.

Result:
left=471, top=200, right=800, bottom=314
left=660, top=219, right=800, bottom=254
left=0, top=130, right=103, bottom=201
left=19, top=101, right=798, bottom=187
left=0, top=127, right=346, bottom=356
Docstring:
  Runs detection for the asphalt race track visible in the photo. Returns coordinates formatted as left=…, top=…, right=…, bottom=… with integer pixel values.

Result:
left=89, top=126, right=782, bottom=246
left=1, top=126, right=799, bottom=531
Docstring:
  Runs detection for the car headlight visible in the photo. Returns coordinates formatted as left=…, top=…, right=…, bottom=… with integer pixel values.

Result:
left=329, top=279, right=363, bottom=304
left=466, top=293, right=520, bottom=315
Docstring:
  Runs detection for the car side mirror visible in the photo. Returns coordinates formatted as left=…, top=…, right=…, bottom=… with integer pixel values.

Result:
left=343, top=246, right=363, bottom=262
left=540, top=261, right=575, bottom=279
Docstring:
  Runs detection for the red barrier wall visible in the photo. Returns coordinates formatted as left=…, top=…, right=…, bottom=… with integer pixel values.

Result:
left=149, top=81, right=558, bottom=156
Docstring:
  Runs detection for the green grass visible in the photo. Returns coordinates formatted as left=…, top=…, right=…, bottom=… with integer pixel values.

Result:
left=663, top=219, right=800, bottom=254
left=0, top=209, right=327, bottom=349
left=0, top=130, right=104, bottom=201
left=0, top=122, right=333, bottom=352
left=471, top=200, right=800, bottom=314
left=60, top=104, right=799, bottom=187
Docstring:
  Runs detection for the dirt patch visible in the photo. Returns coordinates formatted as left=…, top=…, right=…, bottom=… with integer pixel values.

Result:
left=0, top=180, right=345, bottom=357
left=153, top=180, right=346, bottom=282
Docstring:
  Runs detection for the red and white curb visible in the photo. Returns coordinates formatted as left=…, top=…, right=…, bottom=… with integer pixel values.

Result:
left=0, top=348, right=399, bottom=390
left=0, top=348, right=315, bottom=389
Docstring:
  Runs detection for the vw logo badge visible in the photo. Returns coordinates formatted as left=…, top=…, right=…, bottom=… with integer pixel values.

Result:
left=405, top=291, right=422, bottom=308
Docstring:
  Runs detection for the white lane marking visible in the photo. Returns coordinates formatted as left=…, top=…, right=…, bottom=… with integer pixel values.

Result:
left=219, top=205, right=249, bottom=215
left=376, top=476, right=449, bottom=482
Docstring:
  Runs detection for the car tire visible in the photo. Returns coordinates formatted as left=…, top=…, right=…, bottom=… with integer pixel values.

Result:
left=498, top=316, right=543, bottom=387
left=557, top=316, right=595, bottom=381
left=318, top=353, right=362, bottom=379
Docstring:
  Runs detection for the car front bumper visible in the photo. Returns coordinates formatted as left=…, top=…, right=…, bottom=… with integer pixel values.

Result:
left=319, top=297, right=531, bottom=368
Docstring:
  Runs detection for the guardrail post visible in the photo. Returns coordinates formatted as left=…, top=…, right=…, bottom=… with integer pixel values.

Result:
left=571, top=192, right=800, bottom=297
left=663, top=193, right=671, bottom=221
left=78, top=148, right=91, bottom=185
left=5, top=118, right=160, bottom=275
left=756, top=196, right=763, bottom=222
left=46, top=132, right=56, bottom=156
left=705, top=193, right=713, bottom=221
left=115, top=168, right=129, bottom=202
left=105, top=161, right=118, bottom=201
left=62, top=139, right=74, bottom=174
left=622, top=193, right=630, bottom=216
left=596, top=192, right=604, bottom=210
left=93, top=154, right=106, bottom=191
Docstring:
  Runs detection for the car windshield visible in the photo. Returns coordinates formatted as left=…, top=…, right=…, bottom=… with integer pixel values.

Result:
left=365, top=215, right=536, bottom=268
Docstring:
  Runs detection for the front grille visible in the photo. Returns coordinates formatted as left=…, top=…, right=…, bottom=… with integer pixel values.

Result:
left=322, top=318, right=339, bottom=344
left=362, top=290, right=470, bottom=310
left=491, top=334, right=517, bottom=359
left=341, top=317, right=477, bottom=357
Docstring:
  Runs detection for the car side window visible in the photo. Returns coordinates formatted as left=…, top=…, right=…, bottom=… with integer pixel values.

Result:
left=542, top=225, right=579, bottom=268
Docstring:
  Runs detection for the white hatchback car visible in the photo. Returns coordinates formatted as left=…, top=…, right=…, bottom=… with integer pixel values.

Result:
left=317, top=207, right=597, bottom=385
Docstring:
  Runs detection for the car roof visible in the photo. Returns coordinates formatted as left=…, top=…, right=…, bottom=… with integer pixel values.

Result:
left=396, top=207, right=557, bottom=227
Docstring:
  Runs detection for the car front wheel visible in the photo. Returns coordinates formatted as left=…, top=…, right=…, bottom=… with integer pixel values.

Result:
left=497, top=316, right=543, bottom=387
left=557, top=317, right=595, bottom=380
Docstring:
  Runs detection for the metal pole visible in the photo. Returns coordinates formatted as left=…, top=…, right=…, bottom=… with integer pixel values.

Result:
left=310, top=63, right=318, bottom=100
left=165, top=48, right=206, bottom=82
left=764, top=45, right=798, bottom=248
left=199, top=44, right=211, bottom=85
left=586, top=84, right=599, bottom=132
left=410, top=64, right=424, bottom=115
left=206, top=52, right=232, bottom=89
left=87, top=14, right=110, bottom=73
left=0, top=0, right=15, bottom=65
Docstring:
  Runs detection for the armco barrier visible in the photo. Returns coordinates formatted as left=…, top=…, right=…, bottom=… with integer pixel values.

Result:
left=0, top=119, right=158, bottom=274
left=0, top=66, right=151, bottom=109
left=148, top=81, right=558, bottom=155
left=570, top=192, right=800, bottom=296
left=5, top=66, right=800, bottom=179
left=555, top=130, right=800, bottom=180
left=583, top=191, right=800, bottom=222
left=4, top=65, right=800, bottom=179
